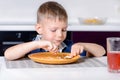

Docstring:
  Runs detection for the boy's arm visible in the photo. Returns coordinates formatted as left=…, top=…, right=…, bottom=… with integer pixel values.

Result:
left=4, top=41, right=39, bottom=60
left=4, top=40, right=58, bottom=60
left=76, top=42, right=106, bottom=57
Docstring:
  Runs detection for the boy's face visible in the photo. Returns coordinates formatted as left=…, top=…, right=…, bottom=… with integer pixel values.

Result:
left=38, top=19, right=67, bottom=46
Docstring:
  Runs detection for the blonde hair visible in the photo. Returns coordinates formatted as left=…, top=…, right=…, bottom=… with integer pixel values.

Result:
left=37, top=1, right=68, bottom=23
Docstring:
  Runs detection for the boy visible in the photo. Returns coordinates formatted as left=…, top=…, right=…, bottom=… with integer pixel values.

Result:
left=4, top=1, right=105, bottom=60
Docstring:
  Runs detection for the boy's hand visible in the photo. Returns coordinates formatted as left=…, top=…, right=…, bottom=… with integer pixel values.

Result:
left=37, top=40, right=58, bottom=53
left=70, top=43, right=84, bottom=57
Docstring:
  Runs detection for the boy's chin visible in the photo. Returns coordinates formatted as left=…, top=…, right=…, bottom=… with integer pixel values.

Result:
left=55, top=43, right=61, bottom=46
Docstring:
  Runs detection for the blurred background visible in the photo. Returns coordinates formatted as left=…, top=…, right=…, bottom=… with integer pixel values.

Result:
left=0, top=0, right=120, bottom=24
left=0, top=0, right=120, bottom=56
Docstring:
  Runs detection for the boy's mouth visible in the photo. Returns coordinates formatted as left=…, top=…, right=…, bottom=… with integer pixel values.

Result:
left=55, top=40, right=62, bottom=42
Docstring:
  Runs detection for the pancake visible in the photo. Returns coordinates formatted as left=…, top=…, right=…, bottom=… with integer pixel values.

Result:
left=28, top=52, right=80, bottom=64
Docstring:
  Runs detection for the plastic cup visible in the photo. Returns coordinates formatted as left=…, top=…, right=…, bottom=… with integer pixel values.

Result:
left=107, top=37, right=120, bottom=73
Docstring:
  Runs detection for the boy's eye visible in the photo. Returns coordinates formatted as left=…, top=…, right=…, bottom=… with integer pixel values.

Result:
left=50, top=29, right=56, bottom=32
left=62, top=29, right=67, bottom=32
left=50, top=29, right=67, bottom=32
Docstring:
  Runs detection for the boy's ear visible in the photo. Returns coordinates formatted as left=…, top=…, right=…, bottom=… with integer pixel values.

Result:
left=35, top=24, right=43, bottom=34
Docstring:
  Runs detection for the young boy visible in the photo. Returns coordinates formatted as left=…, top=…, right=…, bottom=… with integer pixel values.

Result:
left=4, top=1, right=105, bottom=60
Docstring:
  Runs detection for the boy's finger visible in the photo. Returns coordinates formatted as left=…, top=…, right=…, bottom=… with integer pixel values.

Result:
left=48, top=43, right=58, bottom=53
left=70, top=52, right=76, bottom=57
left=46, top=42, right=54, bottom=51
left=52, top=44, right=59, bottom=53
left=80, top=46, right=84, bottom=53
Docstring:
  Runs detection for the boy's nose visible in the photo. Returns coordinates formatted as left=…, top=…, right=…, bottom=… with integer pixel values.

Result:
left=57, top=31, right=63, bottom=37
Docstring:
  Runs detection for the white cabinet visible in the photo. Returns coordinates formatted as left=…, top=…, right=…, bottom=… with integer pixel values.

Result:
left=0, top=23, right=120, bottom=31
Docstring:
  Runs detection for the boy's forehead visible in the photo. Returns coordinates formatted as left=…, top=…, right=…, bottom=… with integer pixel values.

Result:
left=41, top=19, right=67, bottom=28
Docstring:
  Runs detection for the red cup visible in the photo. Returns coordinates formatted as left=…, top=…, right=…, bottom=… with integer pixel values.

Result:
left=107, top=37, right=120, bottom=73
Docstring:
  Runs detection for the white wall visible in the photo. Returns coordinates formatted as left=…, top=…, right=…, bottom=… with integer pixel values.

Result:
left=0, top=0, right=120, bottom=24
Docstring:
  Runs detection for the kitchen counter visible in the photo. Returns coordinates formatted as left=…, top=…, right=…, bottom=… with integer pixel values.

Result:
left=0, top=56, right=120, bottom=80
left=0, top=23, right=120, bottom=31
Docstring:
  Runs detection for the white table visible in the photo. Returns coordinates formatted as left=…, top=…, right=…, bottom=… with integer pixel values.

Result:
left=0, top=56, right=120, bottom=80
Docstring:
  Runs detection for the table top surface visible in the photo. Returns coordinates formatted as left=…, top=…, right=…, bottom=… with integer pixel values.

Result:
left=0, top=56, right=120, bottom=80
